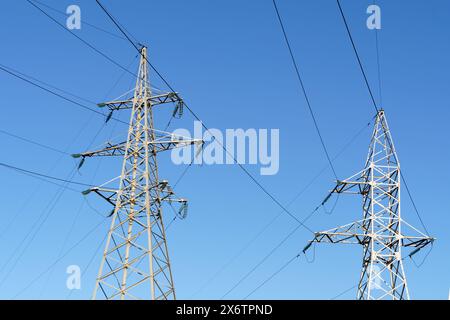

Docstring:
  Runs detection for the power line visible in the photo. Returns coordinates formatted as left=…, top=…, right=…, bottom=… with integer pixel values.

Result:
left=373, top=0, right=383, bottom=106
left=66, top=233, right=107, bottom=299
left=336, top=0, right=379, bottom=113
left=30, top=0, right=128, bottom=41
left=1, top=63, right=98, bottom=105
left=40, top=137, right=108, bottom=297
left=39, top=194, right=86, bottom=297
left=0, top=123, right=107, bottom=292
left=0, top=63, right=128, bottom=125
left=243, top=252, right=301, bottom=299
left=0, top=161, right=95, bottom=188
left=0, top=128, right=69, bottom=155
left=220, top=203, right=324, bottom=299
left=12, top=218, right=107, bottom=299
left=94, top=1, right=178, bottom=95
left=190, top=119, right=372, bottom=298
left=0, top=167, right=78, bottom=287
left=0, top=116, right=97, bottom=242
left=0, top=123, right=107, bottom=193
left=331, top=283, right=358, bottom=300
left=25, top=0, right=139, bottom=81
left=272, top=0, right=338, bottom=180
left=401, top=176, right=430, bottom=236
left=0, top=162, right=81, bottom=193
left=336, top=0, right=430, bottom=236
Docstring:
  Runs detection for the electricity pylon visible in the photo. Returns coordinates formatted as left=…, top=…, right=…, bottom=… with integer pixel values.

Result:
left=74, top=46, right=202, bottom=300
left=304, top=110, right=434, bottom=300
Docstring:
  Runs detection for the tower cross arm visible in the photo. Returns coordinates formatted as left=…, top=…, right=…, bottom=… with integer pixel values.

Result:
left=73, top=141, right=127, bottom=158
left=402, top=235, right=435, bottom=250
left=97, top=92, right=183, bottom=111
left=72, top=135, right=203, bottom=158
left=331, top=168, right=372, bottom=195
left=82, top=179, right=190, bottom=220
left=303, top=218, right=435, bottom=257
left=303, top=219, right=370, bottom=253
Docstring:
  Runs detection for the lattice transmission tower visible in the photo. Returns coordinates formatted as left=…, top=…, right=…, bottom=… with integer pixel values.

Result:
left=304, top=110, right=434, bottom=300
left=74, top=46, right=202, bottom=300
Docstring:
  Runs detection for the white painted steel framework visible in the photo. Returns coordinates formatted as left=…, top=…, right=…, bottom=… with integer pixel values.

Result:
left=304, top=110, right=434, bottom=300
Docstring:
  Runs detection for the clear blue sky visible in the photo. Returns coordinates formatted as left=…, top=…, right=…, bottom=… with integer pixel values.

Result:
left=0, top=0, right=448, bottom=299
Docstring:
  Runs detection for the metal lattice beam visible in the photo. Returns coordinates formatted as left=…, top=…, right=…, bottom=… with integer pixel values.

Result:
left=76, top=47, right=202, bottom=300
left=305, top=110, right=434, bottom=300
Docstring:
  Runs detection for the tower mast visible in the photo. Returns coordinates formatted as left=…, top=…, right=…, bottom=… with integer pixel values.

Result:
left=304, top=110, right=434, bottom=300
left=74, top=47, right=202, bottom=300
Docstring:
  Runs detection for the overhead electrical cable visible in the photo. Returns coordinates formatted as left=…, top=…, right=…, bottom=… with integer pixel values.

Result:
left=0, top=63, right=128, bottom=125
left=243, top=252, right=301, bottom=299
left=272, top=0, right=338, bottom=180
left=12, top=218, right=107, bottom=299
left=190, top=119, right=372, bottom=298
left=0, top=122, right=107, bottom=289
left=30, top=0, right=128, bottom=41
left=0, top=162, right=95, bottom=188
left=25, top=0, right=139, bottom=81
left=220, top=202, right=325, bottom=299
left=0, top=129, right=69, bottom=155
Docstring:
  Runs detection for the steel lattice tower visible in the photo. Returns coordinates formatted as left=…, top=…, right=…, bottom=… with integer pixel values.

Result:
left=304, top=110, right=434, bottom=300
left=74, top=47, right=202, bottom=300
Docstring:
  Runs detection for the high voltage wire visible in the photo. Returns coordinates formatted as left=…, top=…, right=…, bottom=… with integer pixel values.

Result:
left=40, top=135, right=109, bottom=298
left=272, top=0, right=338, bottom=180
left=190, top=119, right=372, bottom=298
left=66, top=233, right=108, bottom=300
left=0, top=45, right=135, bottom=296
left=336, top=0, right=379, bottom=113
left=0, top=63, right=98, bottom=106
left=25, top=0, right=137, bottom=81
left=95, top=0, right=173, bottom=90
left=30, top=0, right=128, bottom=41
left=1, top=164, right=81, bottom=193
left=12, top=218, right=107, bottom=299
left=0, top=129, right=69, bottom=155
left=0, top=116, right=98, bottom=244
left=220, top=202, right=325, bottom=299
left=0, top=56, right=137, bottom=155
left=0, top=63, right=129, bottom=125
left=0, top=167, right=79, bottom=288
left=243, top=253, right=301, bottom=299
left=336, top=0, right=430, bottom=236
left=330, top=283, right=359, bottom=300
left=0, top=123, right=107, bottom=290
left=40, top=200, right=87, bottom=297
left=373, top=0, right=383, bottom=107
left=26, top=0, right=163, bottom=93
left=0, top=162, right=95, bottom=187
